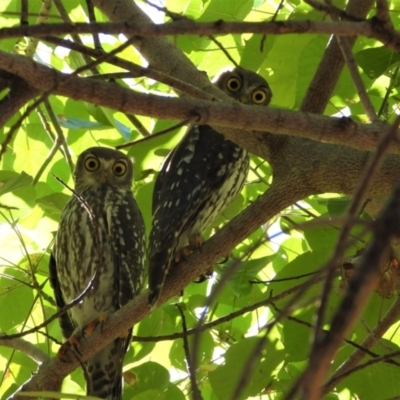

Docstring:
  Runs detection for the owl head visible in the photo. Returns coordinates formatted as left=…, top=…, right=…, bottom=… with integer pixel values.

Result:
left=213, top=67, right=272, bottom=106
left=74, top=147, right=134, bottom=190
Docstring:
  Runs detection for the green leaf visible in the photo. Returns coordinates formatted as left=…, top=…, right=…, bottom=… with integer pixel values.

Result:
left=37, top=193, right=70, bottom=220
left=131, top=389, right=165, bottom=399
left=209, top=337, right=283, bottom=399
left=217, top=255, right=274, bottom=296
left=240, top=34, right=275, bottom=72
left=281, top=309, right=313, bottom=362
left=303, top=222, right=338, bottom=255
left=325, top=197, right=351, bottom=216
left=198, top=0, right=253, bottom=22
left=337, top=362, right=400, bottom=399
left=355, top=46, right=400, bottom=79
left=0, top=267, right=34, bottom=332
left=0, top=171, right=32, bottom=196
left=126, top=362, right=170, bottom=396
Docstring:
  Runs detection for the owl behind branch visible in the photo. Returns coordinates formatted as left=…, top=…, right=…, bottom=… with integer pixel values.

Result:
left=148, top=68, right=272, bottom=307
left=49, top=147, right=145, bottom=400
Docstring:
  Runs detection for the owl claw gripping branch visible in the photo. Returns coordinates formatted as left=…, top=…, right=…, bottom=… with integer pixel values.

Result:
left=148, top=67, right=272, bottom=307
left=49, top=147, right=145, bottom=400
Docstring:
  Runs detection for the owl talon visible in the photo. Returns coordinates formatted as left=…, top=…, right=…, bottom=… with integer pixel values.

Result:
left=119, top=330, right=130, bottom=339
left=189, top=234, right=204, bottom=249
left=83, top=313, right=108, bottom=336
left=173, top=246, right=192, bottom=263
left=57, top=313, right=109, bottom=361
left=57, top=341, right=73, bottom=362
left=174, top=236, right=205, bottom=264
left=71, top=336, right=83, bottom=356
left=57, top=333, right=82, bottom=361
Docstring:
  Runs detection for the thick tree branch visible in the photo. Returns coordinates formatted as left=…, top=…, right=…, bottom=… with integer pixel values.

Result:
left=0, top=19, right=395, bottom=47
left=0, top=51, right=396, bottom=160
left=0, top=75, right=39, bottom=127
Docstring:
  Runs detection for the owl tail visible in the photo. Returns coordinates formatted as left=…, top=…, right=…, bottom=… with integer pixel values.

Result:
left=84, top=337, right=128, bottom=399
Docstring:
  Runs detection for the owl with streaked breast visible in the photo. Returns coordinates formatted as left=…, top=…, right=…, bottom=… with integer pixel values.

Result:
left=49, top=147, right=145, bottom=400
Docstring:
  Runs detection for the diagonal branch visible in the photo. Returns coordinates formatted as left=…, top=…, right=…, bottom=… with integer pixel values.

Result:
left=10, top=177, right=305, bottom=399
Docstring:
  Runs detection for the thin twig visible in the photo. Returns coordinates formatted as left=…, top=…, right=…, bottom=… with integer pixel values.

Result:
left=378, top=67, right=399, bottom=119
left=328, top=350, right=400, bottom=388
left=303, top=0, right=363, bottom=20
left=126, top=114, right=151, bottom=137
left=207, top=35, right=239, bottom=67
left=116, top=118, right=193, bottom=150
left=0, top=94, right=48, bottom=162
left=176, top=304, right=203, bottom=400
left=190, top=237, right=268, bottom=371
left=84, top=0, right=102, bottom=51
left=132, top=272, right=327, bottom=343
left=19, top=0, right=51, bottom=58
left=43, top=99, right=74, bottom=172
left=2, top=175, right=102, bottom=341
left=20, top=0, right=28, bottom=25
left=334, top=20, right=377, bottom=122
left=270, top=301, right=400, bottom=368
left=53, top=0, right=99, bottom=75
left=323, top=295, right=400, bottom=394
left=42, top=35, right=214, bottom=100
left=0, top=336, right=49, bottom=364
left=231, top=331, right=270, bottom=399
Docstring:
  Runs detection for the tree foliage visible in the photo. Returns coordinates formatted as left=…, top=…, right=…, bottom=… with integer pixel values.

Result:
left=1, top=0, right=400, bottom=399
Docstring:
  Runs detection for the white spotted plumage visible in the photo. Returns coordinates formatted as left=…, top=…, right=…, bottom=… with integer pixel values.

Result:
left=148, top=68, right=272, bottom=307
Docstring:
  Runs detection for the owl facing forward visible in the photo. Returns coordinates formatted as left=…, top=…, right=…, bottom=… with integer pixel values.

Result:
left=49, top=147, right=145, bottom=399
left=148, top=68, right=272, bottom=306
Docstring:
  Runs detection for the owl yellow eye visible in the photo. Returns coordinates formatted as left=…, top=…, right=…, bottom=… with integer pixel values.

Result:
left=84, top=156, right=100, bottom=171
left=252, top=89, right=268, bottom=104
left=226, top=77, right=242, bottom=92
left=112, top=161, right=127, bottom=176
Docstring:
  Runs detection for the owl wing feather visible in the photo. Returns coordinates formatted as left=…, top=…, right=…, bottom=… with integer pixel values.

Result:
left=149, top=124, right=244, bottom=305
left=109, top=191, right=146, bottom=307
left=48, top=253, right=74, bottom=339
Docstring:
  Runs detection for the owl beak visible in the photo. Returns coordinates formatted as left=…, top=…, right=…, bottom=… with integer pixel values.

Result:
left=100, top=170, right=108, bottom=182
left=239, top=95, right=249, bottom=104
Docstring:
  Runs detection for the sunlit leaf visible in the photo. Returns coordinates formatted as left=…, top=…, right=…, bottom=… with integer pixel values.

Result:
left=355, top=46, right=400, bottom=79
left=0, top=171, right=32, bottom=196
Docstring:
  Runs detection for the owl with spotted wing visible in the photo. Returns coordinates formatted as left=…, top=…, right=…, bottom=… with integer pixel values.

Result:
left=49, top=147, right=145, bottom=399
left=148, top=68, right=272, bottom=306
